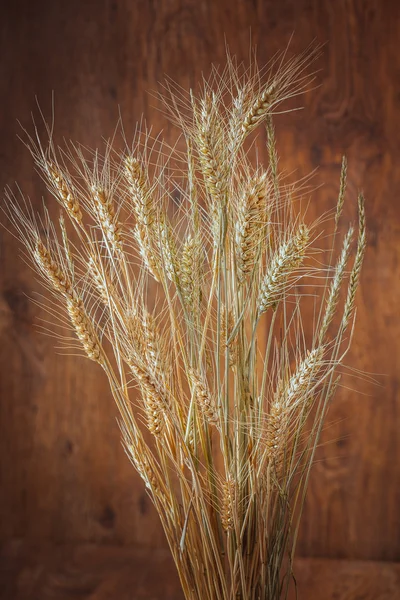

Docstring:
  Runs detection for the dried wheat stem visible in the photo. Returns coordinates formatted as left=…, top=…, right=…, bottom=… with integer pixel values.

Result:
left=235, top=172, right=269, bottom=282
left=47, top=162, right=83, bottom=224
left=258, top=224, right=309, bottom=314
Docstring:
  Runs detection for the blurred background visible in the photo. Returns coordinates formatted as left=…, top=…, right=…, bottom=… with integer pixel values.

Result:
left=1, top=0, right=399, bottom=598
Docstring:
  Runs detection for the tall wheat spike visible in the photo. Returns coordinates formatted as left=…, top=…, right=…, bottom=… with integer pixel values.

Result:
left=3, top=46, right=366, bottom=600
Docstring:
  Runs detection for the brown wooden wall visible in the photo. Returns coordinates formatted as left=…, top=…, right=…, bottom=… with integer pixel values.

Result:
left=1, top=0, right=400, bottom=578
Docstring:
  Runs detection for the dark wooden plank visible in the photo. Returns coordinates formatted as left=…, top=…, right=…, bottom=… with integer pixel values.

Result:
left=1, top=542, right=400, bottom=600
left=0, top=0, right=400, bottom=564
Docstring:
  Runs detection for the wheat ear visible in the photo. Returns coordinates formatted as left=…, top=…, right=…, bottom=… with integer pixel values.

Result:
left=188, top=369, right=219, bottom=426
left=221, top=478, right=235, bottom=531
left=92, top=186, right=122, bottom=253
left=124, top=156, right=161, bottom=281
left=283, top=346, right=324, bottom=406
left=319, top=226, right=354, bottom=342
left=341, top=193, right=366, bottom=332
left=47, top=162, right=83, bottom=224
left=235, top=172, right=269, bottom=283
left=34, top=241, right=104, bottom=364
left=129, top=360, right=168, bottom=437
left=258, top=224, right=309, bottom=314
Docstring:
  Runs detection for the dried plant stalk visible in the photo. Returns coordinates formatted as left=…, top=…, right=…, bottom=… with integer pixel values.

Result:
left=4, top=45, right=366, bottom=600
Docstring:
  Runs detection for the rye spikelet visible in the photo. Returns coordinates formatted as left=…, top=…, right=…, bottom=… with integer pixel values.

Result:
left=258, top=224, right=309, bottom=314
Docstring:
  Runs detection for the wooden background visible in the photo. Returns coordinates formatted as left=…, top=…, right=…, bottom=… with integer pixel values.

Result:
left=1, top=0, right=400, bottom=598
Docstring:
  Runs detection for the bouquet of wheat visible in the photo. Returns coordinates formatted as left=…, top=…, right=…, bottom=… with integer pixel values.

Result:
left=4, top=46, right=365, bottom=600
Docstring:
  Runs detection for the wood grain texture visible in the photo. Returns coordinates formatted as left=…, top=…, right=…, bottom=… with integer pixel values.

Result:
left=2, top=542, right=400, bottom=600
left=0, top=0, right=399, bottom=568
